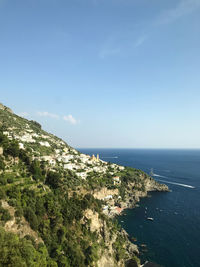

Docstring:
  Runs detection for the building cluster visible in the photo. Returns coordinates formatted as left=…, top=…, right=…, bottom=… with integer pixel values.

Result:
left=3, top=125, right=125, bottom=182
left=1, top=116, right=128, bottom=218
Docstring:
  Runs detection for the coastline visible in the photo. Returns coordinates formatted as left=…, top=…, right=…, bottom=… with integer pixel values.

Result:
left=113, top=181, right=169, bottom=266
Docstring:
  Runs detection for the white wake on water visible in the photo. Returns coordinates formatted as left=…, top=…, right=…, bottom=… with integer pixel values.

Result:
left=152, top=173, right=195, bottom=188
left=102, top=156, right=118, bottom=159
left=156, top=179, right=195, bottom=189
left=153, top=173, right=167, bottom=178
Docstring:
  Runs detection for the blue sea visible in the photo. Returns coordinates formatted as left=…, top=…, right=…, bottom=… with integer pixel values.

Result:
left=78, top=149, right=200, bottom=267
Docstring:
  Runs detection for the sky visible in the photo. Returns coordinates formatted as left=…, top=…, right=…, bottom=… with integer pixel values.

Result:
left=0, top=0, right=200, bottom=148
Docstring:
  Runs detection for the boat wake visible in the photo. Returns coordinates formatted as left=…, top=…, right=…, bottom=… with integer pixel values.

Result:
left=156, top=179, right=195, bottom=189
left=153, top=173, right=167, bottom=178
left=102, top=156, right=118, bottom=159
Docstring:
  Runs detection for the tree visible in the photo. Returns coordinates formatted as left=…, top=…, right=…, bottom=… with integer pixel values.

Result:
left=24, top=207, right=38, bottom=231
left=46, top=172, right=60, bottom=189
left=0, top=156, right=5, bottom=170
left=4, top=141, right=20, bottom=157
left=29, top=160, right=44, bottom=181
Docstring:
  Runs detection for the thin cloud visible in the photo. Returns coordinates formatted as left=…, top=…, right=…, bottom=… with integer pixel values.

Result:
left=156, top=0, right=200, bottom=25
left=99, top=31, right=147, bottom=59
left=63, top=115, right=78, bottom=125
left=18, top=112, right=29, bottom=118
left=134, top=34, right=148, bottom=48
left=99, top=47, right=120, bottom=59
left=99, top=32, right=121, bottom=59
left=99, top=0, right=200, bottom=58
left=37, top=111, right=59, bottom=119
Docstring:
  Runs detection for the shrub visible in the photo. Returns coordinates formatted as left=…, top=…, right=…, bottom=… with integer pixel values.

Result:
left=0, top=188, right=6, bottom=199
left=24, top=207, right=38, bottom=231
left=0, top=207, right=12, bottom=222
left=0, top=157, right=5, bottom=170
left=46, top=172, right=60, bottom=189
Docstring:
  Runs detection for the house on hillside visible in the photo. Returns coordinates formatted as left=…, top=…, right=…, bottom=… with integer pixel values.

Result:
left=19, top=143, right=24, bottom=149
left=113, top=176, right=121, bottom=186
left=39, top=141, right=50, bottom=147
left=41, top=156, right=56, bottom=166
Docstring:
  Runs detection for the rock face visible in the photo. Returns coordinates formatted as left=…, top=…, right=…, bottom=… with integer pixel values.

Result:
left=93, top=187, right=119, bottom=200
left=121, top=175, right=169, bottom=211
left=144, top=178, right=169, bottom=192
left=84, top=208, right=139, bottom=267
left=1, top=200, right=43, bottom=244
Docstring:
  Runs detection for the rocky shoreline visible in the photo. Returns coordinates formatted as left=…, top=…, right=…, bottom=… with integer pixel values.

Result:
left=102, top=177, right=169, bottom=266
left=118, top=179, right=169, bottom=267
left=88, top=175, right=169, bottom=266
left=103, top=176, right=169, bottom=218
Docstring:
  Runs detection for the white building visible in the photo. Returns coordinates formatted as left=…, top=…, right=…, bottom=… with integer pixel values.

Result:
left=64, top=164, right=74, bottom=170
left=104, top=195, right=113, bottom=200
left=19, top=143, right=24, bottom=149
left=113, top=176, right=121, bottom=186
left=20, top=134, right=36, bottom=143
left=39, top=141, right=50, bottom=147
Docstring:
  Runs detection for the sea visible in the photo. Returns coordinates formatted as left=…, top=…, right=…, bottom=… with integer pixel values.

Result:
left=78, top=148, right=200, bottom=267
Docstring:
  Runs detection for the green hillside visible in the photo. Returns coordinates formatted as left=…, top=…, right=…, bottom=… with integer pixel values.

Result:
left=0, top=104, right=168, bottom=267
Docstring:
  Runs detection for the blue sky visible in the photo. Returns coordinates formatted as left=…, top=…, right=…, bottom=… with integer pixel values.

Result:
left=1, top=0, right=200, bottom=148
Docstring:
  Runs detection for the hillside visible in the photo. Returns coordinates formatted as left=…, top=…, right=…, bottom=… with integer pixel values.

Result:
left=0, top=103, right=169, bottom=267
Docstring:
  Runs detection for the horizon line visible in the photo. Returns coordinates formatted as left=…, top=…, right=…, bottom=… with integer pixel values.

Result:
left=76, top=147, right=200, bottom=150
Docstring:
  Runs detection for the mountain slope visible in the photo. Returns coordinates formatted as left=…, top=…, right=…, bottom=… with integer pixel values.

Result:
left=0, top=103, right=168, bottom=267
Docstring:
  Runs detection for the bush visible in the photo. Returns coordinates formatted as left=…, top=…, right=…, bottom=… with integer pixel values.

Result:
left=0, top=157, right=5, bottom=170
left=30, top=120, right=42, bottom=129
left=4, top=141, right=20, bottom=158
left=24, top=207, right=38, bottom=231
left=46, top=172, right=60, bottom=189
left=0, top=227, right=52, bottom=266
left=7, top=177, right=14, bottom=183
left=0, top=207, right=12, bottom=222
left=15, top=208, right=23, bottom=218
left=0, top=188, right=6, bottom=199
left=0, top=177, right=7, bottom=185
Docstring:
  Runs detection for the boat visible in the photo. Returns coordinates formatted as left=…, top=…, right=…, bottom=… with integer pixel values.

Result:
left=131, top=237, right=137, bottom=242
left=147, top=217, right=154, bottom=221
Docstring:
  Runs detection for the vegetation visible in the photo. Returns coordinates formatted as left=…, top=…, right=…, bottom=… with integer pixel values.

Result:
left=0, top=129, right=110, bottom=266
left=0, top=227, right=55, bottom=267
left=0, top=107, right=144, bottom=267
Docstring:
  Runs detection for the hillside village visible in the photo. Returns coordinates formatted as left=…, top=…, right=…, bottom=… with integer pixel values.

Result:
left=0, top=103, right=169, bottom=267
left=0, top=103, right=127, bottom=216
left=0, top=104, right=168, bottom=217
left=2, top=131, right=124, bottom=179
left=0, top=103, right=124, bottom=177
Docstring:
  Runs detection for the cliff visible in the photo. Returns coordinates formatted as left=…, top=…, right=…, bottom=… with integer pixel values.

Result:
left=0, top=104, right=169, bottom=267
